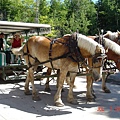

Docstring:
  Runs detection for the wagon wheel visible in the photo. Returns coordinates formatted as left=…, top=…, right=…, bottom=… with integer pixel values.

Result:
left=103, top=60, right=118, bottom=84
left=103, top=60, right=117, bottom=71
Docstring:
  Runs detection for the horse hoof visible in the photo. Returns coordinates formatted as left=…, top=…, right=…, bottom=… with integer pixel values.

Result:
left=32, top=96, right=41, bottom=101
left=104, top=89, right=111, bottom=93
left=24, top=91, right=32, bottom=95
left=69, top=100, right=78, bottom=105
left=55, top=102, right=64, bottom=107
left=87, top=98, right=95, bottom=102
left=44, top=88, right=51, bottom=92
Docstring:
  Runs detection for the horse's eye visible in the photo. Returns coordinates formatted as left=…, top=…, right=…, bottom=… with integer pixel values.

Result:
left=95, top=58, right=101, bottom=63
left=95, top=59, right=99, bottom=63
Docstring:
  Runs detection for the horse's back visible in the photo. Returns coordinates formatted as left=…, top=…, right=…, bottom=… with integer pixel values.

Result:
left=28, top=36, right=50, bottom=45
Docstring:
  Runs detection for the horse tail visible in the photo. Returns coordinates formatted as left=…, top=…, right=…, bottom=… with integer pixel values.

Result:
left=11, top=45, right=24, bottom=55
left=104, top=38, right=120, bottom=55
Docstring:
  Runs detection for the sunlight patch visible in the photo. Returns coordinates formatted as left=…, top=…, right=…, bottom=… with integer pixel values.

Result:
left=12, top=95, right=20, bottom=98
left=39, top=91, right=51, bottom=95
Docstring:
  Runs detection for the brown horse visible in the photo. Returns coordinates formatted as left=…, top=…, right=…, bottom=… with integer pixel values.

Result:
left=104, top=31, right=120, bottom=70
left=12, top=33, right=106, bottom=106
left=45, top=32, right=120, bottom=95
left=88, top=31, right=120, bottom=93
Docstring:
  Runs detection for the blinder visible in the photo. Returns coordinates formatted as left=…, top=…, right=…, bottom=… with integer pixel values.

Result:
left=92, top=53, right=107, bottom=68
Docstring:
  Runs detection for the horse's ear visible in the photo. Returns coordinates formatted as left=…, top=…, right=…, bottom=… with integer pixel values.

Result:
left=101, top=29, right=104, bottom=34
left=95, top=34, right=99, bottom=37
left=70, top=30, right=73, bottom=34
left=76, top=29, right=79, bottom=33
left=117, top=30, right=120, bottom=33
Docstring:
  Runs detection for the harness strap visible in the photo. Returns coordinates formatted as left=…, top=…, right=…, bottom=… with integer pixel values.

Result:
left=69, top=33, right=85, bottom=72
left=23, top=51, right=72, bottom=69
left=23, top=42, right=39, bottom=69
left=49, top=39, right=58, bottom=72
left=94, top=36, right=105, bottom=47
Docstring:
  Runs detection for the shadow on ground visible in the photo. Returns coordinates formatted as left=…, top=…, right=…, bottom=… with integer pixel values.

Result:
left=0, top=77, right=120, bottom=119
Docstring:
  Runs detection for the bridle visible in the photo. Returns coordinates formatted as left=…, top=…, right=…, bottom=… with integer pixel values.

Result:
left=72, top=32, right=107, bottom=69
left=92, top=53, right=107, bottom=68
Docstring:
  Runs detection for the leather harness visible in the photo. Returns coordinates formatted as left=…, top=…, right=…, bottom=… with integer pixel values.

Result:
left=23, top=33, right=105, bottom=71
left=23, top=34, right=86, bottom=70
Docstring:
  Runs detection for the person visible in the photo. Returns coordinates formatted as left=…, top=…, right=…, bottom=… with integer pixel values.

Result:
left=10, top=33, right=24, bottom=63
left=0, top=32, right=5, bottom=51
left=0, top=32, right=11, bottom=64
left=10, top=32, right=24, bottom=48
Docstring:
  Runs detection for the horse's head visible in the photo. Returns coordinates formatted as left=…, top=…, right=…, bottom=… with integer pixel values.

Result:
left=71, top=33, right=107, bottom=81
left=104, top=31, right=120, bottom=45
left=90, top=45, right=107, bottom=81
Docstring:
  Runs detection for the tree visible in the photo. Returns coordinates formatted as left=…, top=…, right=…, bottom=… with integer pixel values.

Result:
left=7, top=0, right=36, bottom=22
left=48, top=0, right=68, bottom=36
left=65, top=0, right=97, bottom=35
left=0, top=0, right=12, bottom=20
left=96, top=0, right=120, bottom=32
left=0, top=0, right=100, bottom=36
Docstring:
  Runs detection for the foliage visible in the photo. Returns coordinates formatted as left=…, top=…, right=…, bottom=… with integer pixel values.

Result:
left=96, top=0, right=120, bottom=32
left=0, top=0, right=120, bottom=37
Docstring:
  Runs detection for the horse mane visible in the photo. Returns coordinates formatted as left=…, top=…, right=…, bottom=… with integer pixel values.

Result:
left=103, top=37, right=120, bottom=55
left=104, top=31, right=118, bottom=40
left=63, top=34, right=71, bottom=36
left=77, top=34, right=104, bottom=55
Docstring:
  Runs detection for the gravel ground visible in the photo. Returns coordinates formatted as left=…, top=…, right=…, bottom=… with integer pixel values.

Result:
left=0, top=75, right=120, bottom=120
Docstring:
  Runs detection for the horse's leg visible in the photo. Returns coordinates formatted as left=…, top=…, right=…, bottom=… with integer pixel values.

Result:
left=25, top=67, right=41, bottom=101
left=54, top=70, right=67, bottom=107
left=56, top=69, right=66, bottom=92
left=86, top=71, right=95, bottom=101
left=45, top=68, right=52, bottom=92
left=65, top=75, right=76, bottom=88
left=67, top=73, right=77, bottom=104
left=90, top=79, right=96, bottom=98
left=102, top=72, right=111, bottom=93
left=86, top=57, right=96, bottom=101
left=24, top=71, right=31, bottom=95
